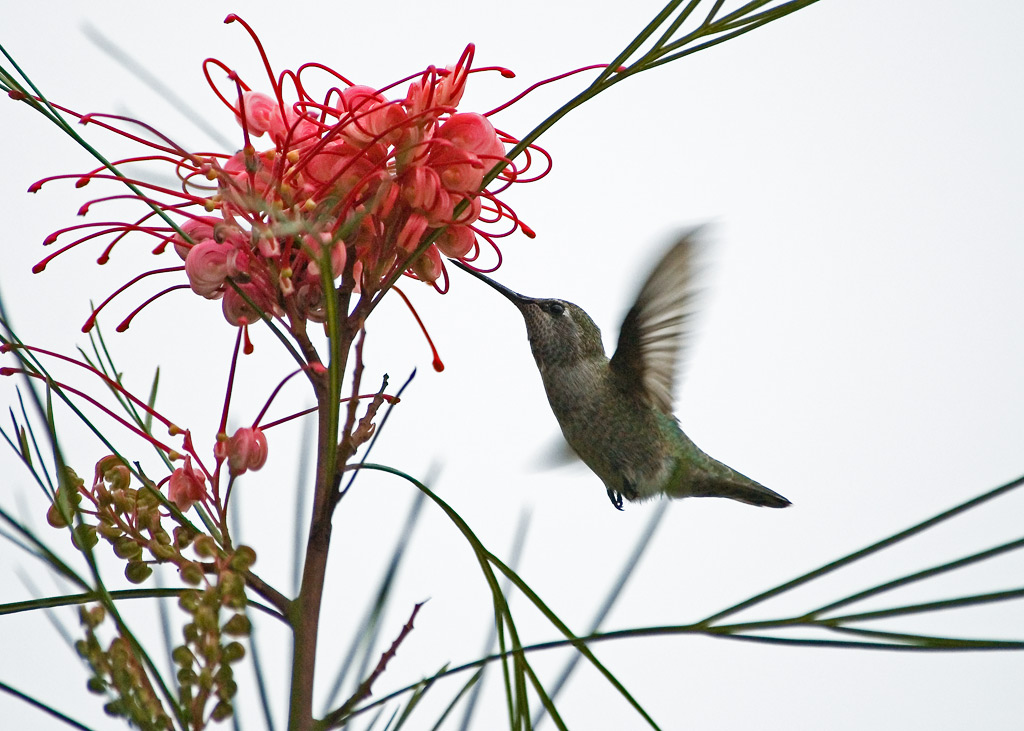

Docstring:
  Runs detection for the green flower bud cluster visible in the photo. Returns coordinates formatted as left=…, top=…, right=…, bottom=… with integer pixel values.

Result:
left=47, top=457, right=200, bottom=585
left=76, top=605, right=173, bottom=731
left=53, top=459, right=259, bottom=728
left=173, top=545, right=255, bottom=727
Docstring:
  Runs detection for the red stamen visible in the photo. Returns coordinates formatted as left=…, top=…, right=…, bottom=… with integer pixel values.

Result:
left=223, top=15, right=284, bottom=107
left=471, top=65, right=516, bottom=79
left=291, top=62, right=356, bottom=90
left=462, top=230, right=504, bottom=272
left=83, top=266, right=185, bottom=332
left=115, top=285, right=191, bottom=332
left=484, top=63, right=617, bottom=117
left=392, top=286, right=444, bottom=372
left=251, top=366, right=309, bottom=426
left=433, top=264, right=450, bottom=295
left=242, top=324, right=254, bottom=355
left=203, top=57, right=250, bottom=113
left=218, top=327, right=245, bottom=436
left=1, top=362, right=179, bottom=455
left=77, top=111, right=197, bottom=159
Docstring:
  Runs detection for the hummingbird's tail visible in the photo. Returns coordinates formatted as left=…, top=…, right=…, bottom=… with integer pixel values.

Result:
left=666, top=451, right=792, bottom=508
left=684, top=475, right=791, bottom=508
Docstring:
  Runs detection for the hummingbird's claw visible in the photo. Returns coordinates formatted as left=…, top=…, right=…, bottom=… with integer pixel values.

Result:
left=607, top=487, right=624, bottom=511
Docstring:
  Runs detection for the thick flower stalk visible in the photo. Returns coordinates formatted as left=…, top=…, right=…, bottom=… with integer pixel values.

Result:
left=29, top=15, right=547, bottom=349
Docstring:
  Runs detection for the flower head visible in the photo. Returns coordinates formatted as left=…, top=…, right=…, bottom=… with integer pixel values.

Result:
left=31, top=16, right=550, bottom=338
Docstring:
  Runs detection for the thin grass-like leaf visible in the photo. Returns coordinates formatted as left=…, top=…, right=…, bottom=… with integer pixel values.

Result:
left=247, top=622, right=277, bottom=731
left=143, top=366, right=159, bottom=434
left=0, top=504, right=90, bottom=590
left=820, top=588, right=1024, bottom=625
left=533, top=501, right=668, bottom=729
left=699, top=473, right=1024, bottom=626
left=458, top=511, right=531, bottom=731
left=429, top=668, right=483, bottom=731
left=0, top=421, right=48, bottom=496
left=0, top=679, right=97, bottom=731
left=0, top=523, right=42, bottom=564
left=0, top=588, right=184, bottom=617
left=486, top=551, right=660, bottom=731
left=16, top=423, right=31, bottom=468
left=379, top=704, right=402, bottom=731
left=341, top=464, right=660, bottom=731
left=807, top=536, right=1024, bottom=618
left=0, top=331, right=185, bottom=728
left=522, top=660, right=568, bottom=731
left=825, top=625, right=1024, bottom=649
left=17, top=389, right=54, bottom=492
left=389, top=664, right=448, bottom=731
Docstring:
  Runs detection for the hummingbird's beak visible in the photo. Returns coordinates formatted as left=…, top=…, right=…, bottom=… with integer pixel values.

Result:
left=448, top=259, right=533, bottom=308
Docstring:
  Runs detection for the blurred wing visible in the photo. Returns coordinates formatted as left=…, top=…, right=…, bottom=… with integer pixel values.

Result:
left=609, top=231, right=701, bottom=415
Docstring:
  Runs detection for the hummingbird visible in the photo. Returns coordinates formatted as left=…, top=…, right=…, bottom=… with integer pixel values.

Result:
left=450, top=230, right=791, bottom=511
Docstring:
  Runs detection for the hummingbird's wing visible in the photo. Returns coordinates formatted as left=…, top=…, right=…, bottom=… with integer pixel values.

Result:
left=609, top=232, right=700, bottom=415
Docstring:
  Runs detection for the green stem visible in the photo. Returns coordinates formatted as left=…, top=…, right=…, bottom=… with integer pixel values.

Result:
left=287, top=266, right=355, bottom=730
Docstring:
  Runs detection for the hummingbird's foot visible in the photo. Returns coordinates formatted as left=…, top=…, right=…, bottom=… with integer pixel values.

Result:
left=606, top=487, right=624, bottom=511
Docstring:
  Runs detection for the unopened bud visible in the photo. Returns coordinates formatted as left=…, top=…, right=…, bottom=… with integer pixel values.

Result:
left=125, top=561, right=153, bottom=584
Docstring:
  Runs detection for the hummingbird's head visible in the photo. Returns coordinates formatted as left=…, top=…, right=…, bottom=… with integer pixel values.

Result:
left=450, top=260, right=605, bottom=366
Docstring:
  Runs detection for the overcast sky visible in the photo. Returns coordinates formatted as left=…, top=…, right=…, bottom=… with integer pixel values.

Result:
left=2, top=1, right=1023, bottom=729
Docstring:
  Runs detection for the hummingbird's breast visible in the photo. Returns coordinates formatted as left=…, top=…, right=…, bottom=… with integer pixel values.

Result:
left=537, top=358, right=677, bottom=500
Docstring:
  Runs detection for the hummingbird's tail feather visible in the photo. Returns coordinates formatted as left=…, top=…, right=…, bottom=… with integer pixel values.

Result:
left=665, top=454, right=792, bottom=508
left=684, top=476, right=791, bottom=508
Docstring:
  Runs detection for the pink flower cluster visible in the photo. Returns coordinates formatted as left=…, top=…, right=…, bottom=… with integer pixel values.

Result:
left=31, top=16, right=548, bottom=333
left=176, top=52, right=514, bottom=326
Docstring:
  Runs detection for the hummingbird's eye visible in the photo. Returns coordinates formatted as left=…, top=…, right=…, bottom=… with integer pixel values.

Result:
left=546, top=302, right=565, bottom=316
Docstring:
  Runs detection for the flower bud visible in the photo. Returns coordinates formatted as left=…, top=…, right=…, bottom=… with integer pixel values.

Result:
left=222, top=641, right=245, bottom=664
left=168, top=457, right=207, bottom=512
left=216, top=673, right=238, bottom=701
left=172, top=646, right=195, bottom=666
left=174, top=526, right=196, bottom=550
left=148, top=541, right=177, bottom=563
left=185, top=239, right=237, bottom=299
left=179, top=590, right=201, bottom=613
left=72, top=524, right=99, bottom=550
left=225, top=427, right=268, bottom=476
left=222, top=613, right=251, bottom=637
left=181, top=562, right=204, bottom=586
left=113, top=537, right=143, bottom=560
left=125, top=561, right=153, bottom=584
left=46, top=502, right=69, bottom=528
left=211, top=701, right=234, bottom=722
left=229, top=545, right=257, bottom=571
left=97, top=522, right=123, bottom=540
left=193, top=534, right=217, bottom=558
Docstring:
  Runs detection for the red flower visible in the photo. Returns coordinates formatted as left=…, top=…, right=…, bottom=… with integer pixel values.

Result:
left=31, top=15, right=550, bottom=336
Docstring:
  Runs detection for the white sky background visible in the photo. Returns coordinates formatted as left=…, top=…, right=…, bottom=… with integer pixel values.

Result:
left=1, top=1, right=1023, bottom=729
